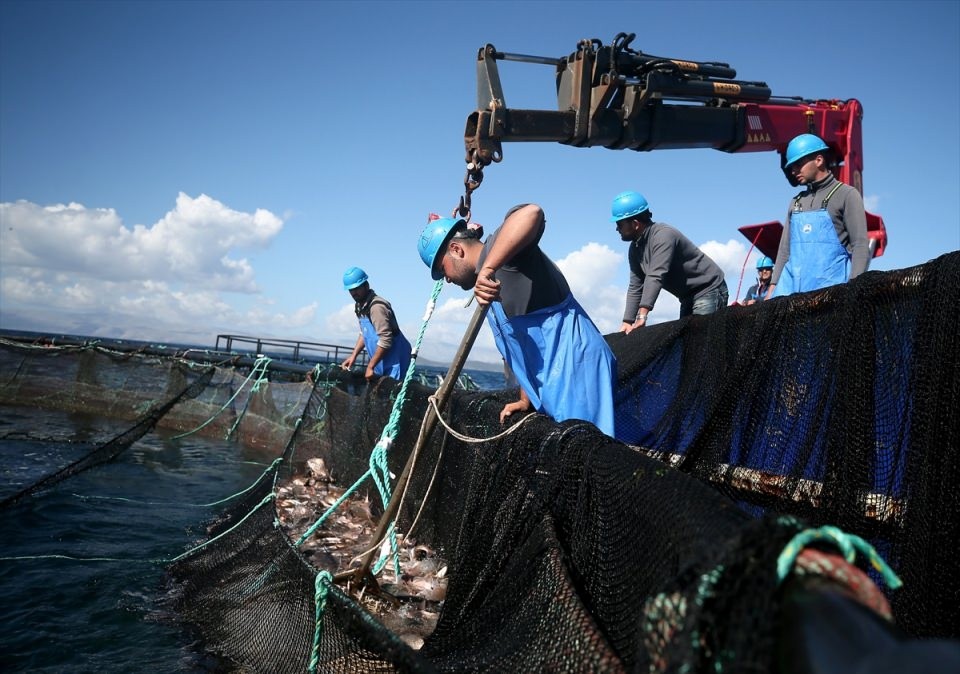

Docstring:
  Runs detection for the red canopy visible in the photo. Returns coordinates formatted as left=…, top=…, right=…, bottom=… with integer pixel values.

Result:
left=737, top=221, right=783, bottom=261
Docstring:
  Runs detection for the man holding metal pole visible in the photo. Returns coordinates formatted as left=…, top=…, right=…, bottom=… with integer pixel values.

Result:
left=417, top=203, right=617, bottom=438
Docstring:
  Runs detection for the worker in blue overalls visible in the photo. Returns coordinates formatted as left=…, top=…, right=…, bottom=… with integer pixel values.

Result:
left=417, top=205, right=617, bottom=438
left=341, top=267, right=412, bottom=381
left=743, top=256, right=775, bottom=304
left=768, top=134, right=869, bottom=299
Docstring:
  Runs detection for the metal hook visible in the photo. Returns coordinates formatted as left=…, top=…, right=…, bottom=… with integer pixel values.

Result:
left=456, top=195, right=471, bottom=220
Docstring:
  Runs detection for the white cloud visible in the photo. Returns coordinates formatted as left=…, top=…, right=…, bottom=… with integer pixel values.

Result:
left=1, top=276, right=55, bottom=302
left=701, top=238, right=762, bottom=304
left=863, top=194, right=880, bottom=212
left=282, top=302, right=319, bottom=328
left=0, top=195, right=315, bottom=344
left=324, top=302, right=363, bottom=344
left=414, top=295, right=503, bottom=365
left=2, top=194, right=758, bottom=363
left=0, top=193, right=281, bottom=291
left=701, top=238, right=749, bottom=273
left=556, top=242, right=624, bottom=333
left=63, top=283, right=98, bottom=306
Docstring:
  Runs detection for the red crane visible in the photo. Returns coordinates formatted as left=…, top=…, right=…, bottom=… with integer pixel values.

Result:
left=461, top=33, right=887, bottom=266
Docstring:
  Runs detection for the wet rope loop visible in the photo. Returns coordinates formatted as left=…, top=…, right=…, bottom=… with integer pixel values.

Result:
left=427, top=394, right=536, bottom=443
left=776, top=524, right=903, bottom=589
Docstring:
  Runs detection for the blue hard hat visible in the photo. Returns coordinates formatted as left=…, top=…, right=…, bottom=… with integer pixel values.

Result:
left=756, top=256, right=774, bottom=270
left=418, top=217, right=464, bottom=280
left=610, top=191, right=650, bottom=222
left=342, top=266, right=369, bottom=290
left=785, top=134, right=829, bottom=168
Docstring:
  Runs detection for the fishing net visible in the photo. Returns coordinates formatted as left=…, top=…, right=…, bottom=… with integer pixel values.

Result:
left=0, top=251, right=957, bottom=672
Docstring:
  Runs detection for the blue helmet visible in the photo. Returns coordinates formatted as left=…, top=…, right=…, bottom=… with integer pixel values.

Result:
left=785, top=134, right=829, bottom=168
left=756, top=255, right=774, bottom=270
left=342, top=266, right=369, bottom=290
left=610, top=191, right=650, bottom=222
left=418, top=217, right=464, bottom=280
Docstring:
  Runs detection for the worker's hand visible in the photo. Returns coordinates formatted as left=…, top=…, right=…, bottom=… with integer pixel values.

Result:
left=364, top=364, right=376, bottom=381
left=500, top=398, right=532, bottom=424
left=474, top=265, right=501, bottom=306
left=341, top=356, right=355, bottom=370
left=744, top=299, right=756, bottom=306
left=624, top=319, right=647, bottom=335
left=619, top=321, right=632, bottom=333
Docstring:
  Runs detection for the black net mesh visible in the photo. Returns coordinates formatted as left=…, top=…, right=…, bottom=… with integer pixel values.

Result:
left=610, top=252, right=960, bottom=639
left=1, top=251, right=958, bottom=672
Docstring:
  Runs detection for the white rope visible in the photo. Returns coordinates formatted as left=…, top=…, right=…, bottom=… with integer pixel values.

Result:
left=346, top=389, right=537, bottom=565
left=427, top=395, right=537, bottom=443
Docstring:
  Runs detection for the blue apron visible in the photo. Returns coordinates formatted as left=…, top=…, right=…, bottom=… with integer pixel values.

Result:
left=774, top=183, right=849, bottom=297
left=488, top=294, right=616, bottom=437
left=359, top=313, right=411, bottom=380
left=745, top=282, right=770, bottom=303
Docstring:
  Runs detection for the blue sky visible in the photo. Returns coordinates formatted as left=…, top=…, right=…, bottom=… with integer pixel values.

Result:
left=1, top=0, right=958, bottom=364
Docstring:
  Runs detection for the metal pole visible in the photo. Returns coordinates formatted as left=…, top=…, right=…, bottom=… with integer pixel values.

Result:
left=347, top=303, right=489, bottom=588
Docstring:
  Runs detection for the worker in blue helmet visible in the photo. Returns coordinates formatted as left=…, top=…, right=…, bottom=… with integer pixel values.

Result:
left=340, top=266, right=411, bottom=381
left=743, top=256, right=775, bottom=305
left=417, top=204, right=617, bottom=438
left=767, top=133, right=869, bottom=299
left=610, top=191, right=728, bottom=332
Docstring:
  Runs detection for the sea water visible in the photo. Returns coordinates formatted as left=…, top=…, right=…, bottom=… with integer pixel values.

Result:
left=0, top=368, right=503, bottom=672
left=0, top=407, right=273, bottom=673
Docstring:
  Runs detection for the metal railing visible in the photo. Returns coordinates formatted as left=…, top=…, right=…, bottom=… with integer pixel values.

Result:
left=214, top=335, right=484, bottom=389
left=214, top=334, right=367, bottom=367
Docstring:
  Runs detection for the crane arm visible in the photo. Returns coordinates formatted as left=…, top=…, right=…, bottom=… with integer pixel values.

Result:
left=464, top=34, right=885, bottom=258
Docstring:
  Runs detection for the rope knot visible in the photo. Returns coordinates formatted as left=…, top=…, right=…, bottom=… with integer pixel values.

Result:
left=776, top=525, right=902, bottom=590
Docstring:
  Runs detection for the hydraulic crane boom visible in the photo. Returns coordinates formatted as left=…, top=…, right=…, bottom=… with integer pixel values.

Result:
left=463, top=33, right=886, bottom=260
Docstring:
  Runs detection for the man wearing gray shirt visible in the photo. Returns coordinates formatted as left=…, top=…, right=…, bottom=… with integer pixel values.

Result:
left=767, top=133, right=869, bottom=298
left=610, top=191, right=728, bottom=334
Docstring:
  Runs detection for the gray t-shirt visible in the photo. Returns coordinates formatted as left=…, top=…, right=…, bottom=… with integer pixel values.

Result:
left=624, top=222, right=726, bottom=322
left=476, top=205, right=570, bottom=318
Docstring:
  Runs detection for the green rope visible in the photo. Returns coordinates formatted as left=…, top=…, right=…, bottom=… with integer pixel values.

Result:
left=0, top=492, right=278, bottom=567
left=294, top=468, right=371, bottom=546
left=225, top=357, right=272, bottom=440
left=171, top=356, right=271, bottom=440
left=370, top=280, right=445, bottom=575
left=295, top=281, right=445, bottom=579
left=776, top=524, right=903, bottom=589
left=168, top=492, right=276, bottom=563
left=69, top=457, right=282, bottom=508
left=310, top=364, right=337, bottom=422
left=308, top=570, right=333, bottom=674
